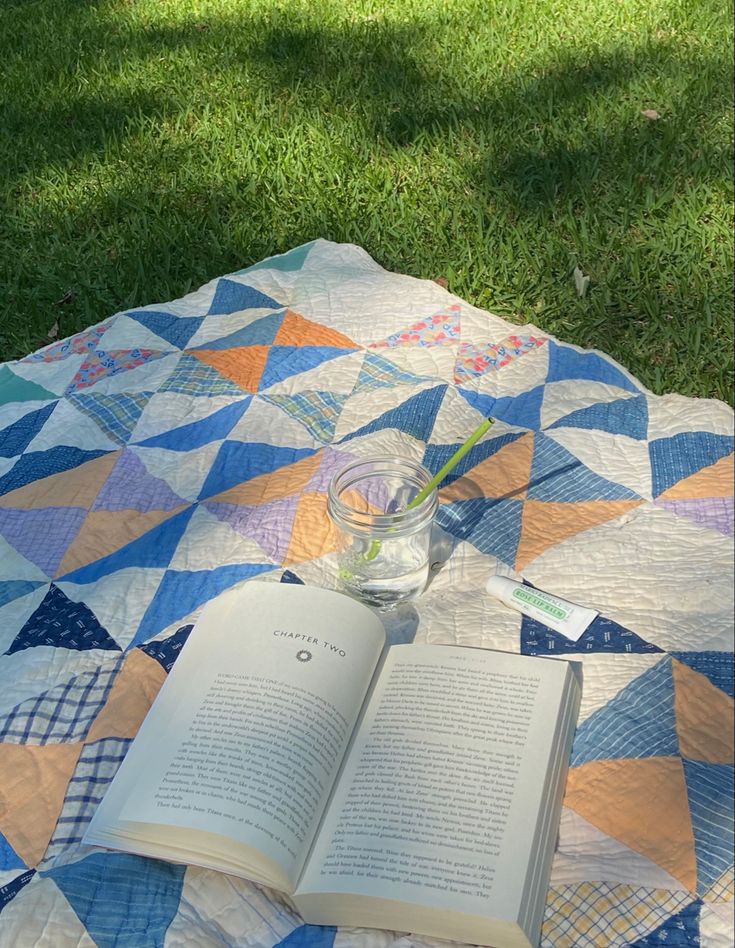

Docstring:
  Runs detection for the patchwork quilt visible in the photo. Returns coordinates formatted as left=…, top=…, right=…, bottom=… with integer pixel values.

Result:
left=0, top=239, right=732, bottom=947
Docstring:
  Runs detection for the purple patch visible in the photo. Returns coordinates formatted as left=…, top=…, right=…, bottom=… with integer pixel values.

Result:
left=0, top=507, right=87, bottom=577
left=93, top=450, right=185, bottom=513
left=205, top=496, right=299, bottom=563
left=655, top=497, right=734, bottom=536
left=306, top=448, right=357, bottom=493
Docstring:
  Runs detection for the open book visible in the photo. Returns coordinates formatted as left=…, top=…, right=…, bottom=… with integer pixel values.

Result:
left=85, top=582, right=581, bottom=948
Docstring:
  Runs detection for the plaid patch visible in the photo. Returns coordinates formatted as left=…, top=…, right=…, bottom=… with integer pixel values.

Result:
left=261, top=392, right=347, bottom=443
left=0, top=656, right=123, bottom=745
left=542, top=883, right=695, bottom=948
left=704, top=866, right=734, bottom=903
left=40, top=737, right=132, bottom=869
left=353, top=352, right=432, bottom=393
left=67, top=392, right=152, bottom=445
left=160, top=354, right=244, bottom=397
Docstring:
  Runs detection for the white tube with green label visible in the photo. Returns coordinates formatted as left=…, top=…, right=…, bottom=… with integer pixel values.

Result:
left=485, top=576, right=598, bottom=642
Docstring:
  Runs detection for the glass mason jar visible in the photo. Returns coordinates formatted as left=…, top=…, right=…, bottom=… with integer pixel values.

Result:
left=326, top=456, right=438, bottom=608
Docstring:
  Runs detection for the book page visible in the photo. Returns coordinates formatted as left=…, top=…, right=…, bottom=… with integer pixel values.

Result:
left=297, top=645, right=572, bottom=922
left=89, top=583, right=385, bottom=889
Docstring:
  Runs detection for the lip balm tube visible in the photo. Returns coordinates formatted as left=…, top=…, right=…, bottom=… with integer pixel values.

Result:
left=485, top=576, right=598, bottom=641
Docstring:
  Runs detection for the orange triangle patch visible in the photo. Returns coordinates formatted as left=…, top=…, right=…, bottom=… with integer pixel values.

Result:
left=564, top=757, right=697, bottom=892
left=192, top=346, right=269, bottom=393
left=210, top=452, right=323, bottom=507
left=661, top=454, right=733, bottom=500
left=440, top=433, right=534, bottom=504
left=0, top=741, right=84, bottom=867
left=274, top=310, right=357, bottom=349
left=86, top=649, right=166, bottom=744
left=673, top=659, right=734, bottom=764
left=55, top=506, right=188, bottom=578
left=515, top=499, right=641, bottom=570
left=0, top=451, right=121, bottom=511
left=284, top=492, right=340, bottom=566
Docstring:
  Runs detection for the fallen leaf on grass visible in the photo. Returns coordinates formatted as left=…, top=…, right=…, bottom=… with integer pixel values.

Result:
left=433, top=276, right=449, bottom=288
left=47, top=320, right=59, bottom=340
left=573, top=266, right=590, bottom=298
left=641, top=109, right=661, bottom=120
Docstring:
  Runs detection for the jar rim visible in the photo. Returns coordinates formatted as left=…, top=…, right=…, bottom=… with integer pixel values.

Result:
left=326, top=455, right=437, bottom=537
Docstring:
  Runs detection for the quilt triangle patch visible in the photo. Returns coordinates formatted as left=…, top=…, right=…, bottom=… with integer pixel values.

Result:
left=549, top=393, right=649, bottom=441
left=369, top=304, right=461, bottom=348
left=205, top=495, right=300, bottom=563
left=260, top=345, right=356, bottom=390
left=0, top=742, right=84, bottom=867
left=672, top=659, right=734, bottom=764
left=159, top=354, right=247, bottom=397
left=352, top=351, right=432, bottom=394
left=0, top=403, right=57, bottom=458
left=0, top=366, right=57, bottom=405
left=84, top=648, right=166, bottom=742
left=454, top=334, right=546, bottom=383
left=191, top=346, right=269, bottom=393
left=564, top=757, right=696, bottom=891
left=0, top=869, right=36, bottom=911
left=134, top=397, right=252, bottom=451
left=137, top=624, right=193, bottom=673
left=275, top=925, right=337, bottom=948
left=340, top=383, right=448, bottom=445
left=260, top=392, right=348, bottom=443
left=435, top=497, right=524, bottom=567
left=515, top=498, right=641, bottom=569
left=125, top=310, right=204, bottom=349
left=628, top=899, right=702, bottom=946
left=521, top=610, right=664, bottom=656
left=682, top=759, right=735, bottom=896
left=0, top=506, right=87, bottom=577
left=670, top=651, right=734, bottom=698
left=237, top=239, right=314, bottom=275
left=57, top=506, right=195, bottom=585
left=0, top=447, right=110, bottom=499
left=93, top=449, right=186, bottom=512
left=528, top=433, right=641, bottom=501
left=650, top=432, right=733, bottom=498
left=4, top=583, right=121, bottom=656
left=207, top=278, right=281, bottom=315
left=189, top=311, right=285, bottom=350
left=274, top=310, right=358, bottom=349
left=659, top=453, right=733, bottom=500
left=1, top=832, right=26, bottom=870
left=571, top=657, right=677, bottom=766
left=0, top=579, right=47, bottom=609
left=66, top=391, right=152, bottom=445
left=654, top=496, right=734, bottom=536
left=431, top=432, right=530, bottom=500
left=284, top=492, right=341, bottom=566
left=0, top=450, right=119, bottom=510
left=198, top=442, right=318, bottom=501
left=546, top=340, right=640, bottom=392
left=25, top=325, right=108, bottom=363
left=65, top=349, right=169, bottom=394
left=207, top=450, right=323, bottom=507
left=46, top=852, right=186, bottom=947
left=131, top=563, right=275, bottom=647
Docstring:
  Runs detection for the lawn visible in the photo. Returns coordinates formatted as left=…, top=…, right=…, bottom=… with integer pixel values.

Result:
left=1, top=0, right=732, bottom=402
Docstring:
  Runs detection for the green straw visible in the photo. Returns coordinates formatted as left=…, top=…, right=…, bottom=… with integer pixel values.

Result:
left=363, top=416, right=495, bottom=561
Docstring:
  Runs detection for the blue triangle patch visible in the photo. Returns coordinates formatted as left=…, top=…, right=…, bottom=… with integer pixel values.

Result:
left=340, top=384, right=448, bottom=445
left=0, top=580, right=46, bottom=609
left=0, top=447, right=110, bottom=497
left=125, top=310, right=204, bottom=349
left=207, top=278, right=281, bottom=316
left=260, top=345, right=357, bottom=390
left=683, top=760, right=735, bottom=896
left=190, top=311, right=285, bottom=350
left=352, top=352, right=433, bottom=394
left=0, top=402, right=57, bottom=458
left=549, top=394, right=649, bottom=440
left=485, top=385, right=545, bottom=431
left=521, top=610, right=664, bottom=656
left=529, top=433, right=640, bottom=501
left=546, top=340, right=640, bottom=392
left=199, top=442, right=318, bottom=500
left=424, top=432, right=524, bottom=490
left=0, top=869, right=35, bottom=911
left=131, top=563, right=275, bottom=648
left=274, top=925, right=337, bottom=948
left=570, top=657, right=677, bottom=766
left=58, top=506, right=196, bottom=585
left=280, top=569, right=305, bottom=585
left=134, top=397, right=252, bottom=451
left=436, top=497, right=524, bottom=566
left=237, top=241, right=315, bottom=276
left=0, top=832, right=26, bottom=870
left=650, top=432, right=733, bottom=498
left=137, top=624, right=193, bottom=673
left=4, top=583, right=121, bottom=655
left=44, top=852, right=185, bottom=947
left=628, top=900, right=702, bottom=946
left=670, top=651, right=734, bottom=698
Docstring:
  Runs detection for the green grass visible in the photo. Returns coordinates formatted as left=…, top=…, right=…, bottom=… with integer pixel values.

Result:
left=1, top=0, right=732, bottom=402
